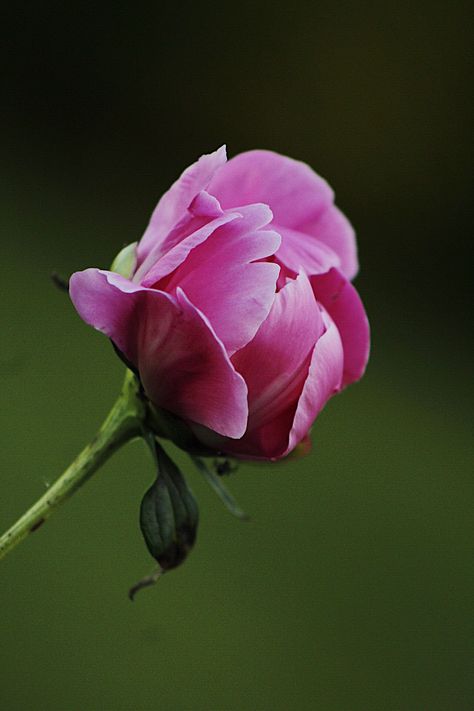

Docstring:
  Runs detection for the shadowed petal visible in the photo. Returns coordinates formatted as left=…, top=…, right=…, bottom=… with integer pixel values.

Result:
left=283, top=310, right=344, bottom=456
left=192, top=273, right=324, bottom=458
left=311, top=268, right=370, bottom=386
left=233, top=272, right=324, bottom=431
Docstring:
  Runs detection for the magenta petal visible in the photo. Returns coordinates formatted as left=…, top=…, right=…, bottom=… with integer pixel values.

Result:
left=311, top=268, right=370, bottom=386
left=188, top=190, right=223, bottom=219
left=69, top=268, right=143, bottom=359
left=209, top=149, right=333, bottom=227
left=208, top=149, right=358, bottom=279
left=234, top=272, right=324, bottom=426
left=137, top=145, right=227, bottom=264
left=190, top=273, right=324, bottom=459
left=137, top=211, right=242, bottom=287
left=162, top=204, right=280, bottom=354
left=139, top=288, right=248, bottom=438
left=69, top=268, right=248, bottom=438
left=192, top=310, right=343, bottom=460
left=208, top=272, right=324, bottom=457
left=134, top=189, right=227, bottom=279
left=284, top=310, right=344, bottom=456
left=275, top=224, right=342, bottom=275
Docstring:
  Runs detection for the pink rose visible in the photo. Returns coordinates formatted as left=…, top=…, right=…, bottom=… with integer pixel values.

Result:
left=70, top=146, right=369, bottom=460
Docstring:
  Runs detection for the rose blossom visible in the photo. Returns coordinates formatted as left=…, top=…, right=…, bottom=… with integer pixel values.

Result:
left=70, top=146, right=369, bottom=459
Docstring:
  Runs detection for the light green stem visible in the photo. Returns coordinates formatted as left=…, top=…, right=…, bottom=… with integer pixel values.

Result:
left=0, top=370, right=144, bottom=561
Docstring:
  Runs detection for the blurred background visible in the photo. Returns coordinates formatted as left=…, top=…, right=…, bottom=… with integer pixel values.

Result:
left=1, top=1, right=472, bottom=709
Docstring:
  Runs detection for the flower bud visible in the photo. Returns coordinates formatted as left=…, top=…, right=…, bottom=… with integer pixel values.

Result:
left=70, top=147, right=369, bottom=461
left=139, top=442, right=198, bottom=571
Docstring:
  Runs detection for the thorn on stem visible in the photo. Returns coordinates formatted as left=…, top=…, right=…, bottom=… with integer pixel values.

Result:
left=51, top=272, right=70, bottom=293
left=30, top=518, right=45, bottom=533
left=128, top=566, right=163, bottom=601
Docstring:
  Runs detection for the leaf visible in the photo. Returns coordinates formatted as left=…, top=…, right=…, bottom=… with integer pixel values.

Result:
left=192, top=457, right=250, bottom=521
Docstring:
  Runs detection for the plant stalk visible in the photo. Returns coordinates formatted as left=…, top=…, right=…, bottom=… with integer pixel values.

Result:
left=0, top=370, right=144, bottom=561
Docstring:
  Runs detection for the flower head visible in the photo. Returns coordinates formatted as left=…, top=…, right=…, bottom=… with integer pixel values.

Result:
left=70, top=147, right=369, bottom=460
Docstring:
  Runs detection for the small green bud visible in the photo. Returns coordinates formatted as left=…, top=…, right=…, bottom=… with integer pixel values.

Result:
left=110, top=242, right=137, bottom=279
left=139, top=441, right=199, bottom=571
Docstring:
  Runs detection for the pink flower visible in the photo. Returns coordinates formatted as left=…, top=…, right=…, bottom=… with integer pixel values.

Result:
left=70, top=147, right=369, bottom=459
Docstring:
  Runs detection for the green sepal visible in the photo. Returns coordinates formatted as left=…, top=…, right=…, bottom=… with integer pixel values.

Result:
left=192, top=457, right=249, bottom=521
left=146, top=402, right=216, bottom=457
left=140, top=440, right=199, bottom=570
left=110, top=242, right=138, bottom=279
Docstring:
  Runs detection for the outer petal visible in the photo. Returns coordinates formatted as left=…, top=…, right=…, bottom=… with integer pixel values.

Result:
left=69, top=268, right=248, bottom=438
left=283, top=310, right=344, bottom=457
left=159, top=205, right=281, bottom=354
left=311, top=268, right=370, bottom=386
left=208, top=149, right=358, bottom=280
left=136, top=146, right=227, bottom=264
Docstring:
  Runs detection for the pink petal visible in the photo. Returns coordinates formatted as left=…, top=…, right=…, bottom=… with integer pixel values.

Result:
left=283, top=310, right=344, bottom=457
left=191, top=278, right=344, bottom=460
left=234, top=272, right=324, bottom=428
left=299, top=205, right=358, bottom=280
left=160, top=205, right=280, bottom=354
left=311, top=268, right=370, bottom=386
left=208, top=149, right=358, bottom=280
left=275, top=224, right=341, bottom=276
left=188, top=190, right=223, bottom=218
left=136, top=146, right=227, bottom=265
left=209, top=149, right=333, bottom=226
left=69, top=269, right=143, bottom=359
left=136, top=190, right=226, bottom=278
left=69, top=268, right=248, bottom=438
left=133, top=190, right=230, bottom=285
left=193, top=273, right=323, bottom=458
left=137, top=211, right=242, bottom=286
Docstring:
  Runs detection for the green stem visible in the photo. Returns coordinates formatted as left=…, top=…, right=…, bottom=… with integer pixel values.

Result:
left=0, top=370, right=144, bottom=561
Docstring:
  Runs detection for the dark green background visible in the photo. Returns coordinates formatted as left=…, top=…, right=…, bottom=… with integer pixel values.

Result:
left=1, top=2, right=472, bottom=709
